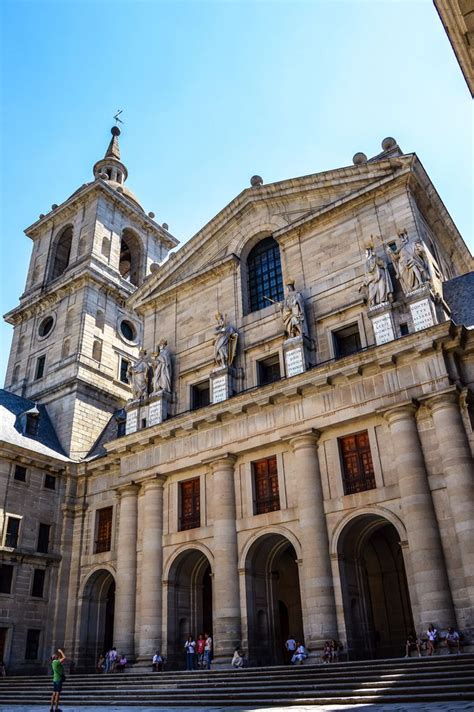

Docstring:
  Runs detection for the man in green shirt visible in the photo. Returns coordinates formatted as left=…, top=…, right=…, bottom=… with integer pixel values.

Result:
left=50, top=648, right=66, bottom=712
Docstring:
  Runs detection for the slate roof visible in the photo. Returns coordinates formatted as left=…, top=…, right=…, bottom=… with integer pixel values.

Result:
left=443, top=271, right=474, bottom=327
left=0, top=389, right=69, bottom=461
left=86, top=409, right=125, bottom=460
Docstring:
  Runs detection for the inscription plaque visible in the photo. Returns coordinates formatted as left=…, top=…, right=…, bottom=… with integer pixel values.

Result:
left=410, top=298, right=435, bottom=332
left=371, top=312, right=395, bottom=345
left=285, top=347, right=305, bottom=377
left=212, top=375, right=228, bottom=404
left=125, top=408, right=138, bottom=435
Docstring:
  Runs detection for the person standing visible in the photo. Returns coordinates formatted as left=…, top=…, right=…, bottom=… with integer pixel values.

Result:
left=50, top=648, right=66, bottom=712
left=203, top=633, right=213, bottom=670
left=184, top=636, right=196, bottom=670
left=285, top=635, right=296, bottom=665
left=426, top=625, right=438, bottom=656
left=196, top=634, right=206, bottom=669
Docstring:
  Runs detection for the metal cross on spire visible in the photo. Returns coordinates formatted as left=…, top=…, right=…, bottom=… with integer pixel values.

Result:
left=113, top=109, right=124, bottom=126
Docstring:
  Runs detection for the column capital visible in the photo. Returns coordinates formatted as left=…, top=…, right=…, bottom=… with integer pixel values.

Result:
left=289, top=428, right=321, bottom=451
left=207, top=453, right=237, bottom=472
left=116, top=482, right=141, bottom=498
left=380, top=400, right=418, bottom=425
left=422, top=388, right=460, bottom=414
left=141, top=474, right=166, bottom=491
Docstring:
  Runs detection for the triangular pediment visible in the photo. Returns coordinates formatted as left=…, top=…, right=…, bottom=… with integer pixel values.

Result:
left=130, top=155, right=413, bottom=310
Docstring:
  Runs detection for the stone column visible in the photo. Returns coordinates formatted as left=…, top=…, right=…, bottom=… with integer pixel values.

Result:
left=139, top=476, right=165, bottom=659
left=384, top=404, right=455, bottom=628
left=210, top=455, right=241, bottom=663
left=426, top=392, right=474, bottom=605
left=290, top=431, right=337, bottom=653
left=114, top=483, right=140, bottom=658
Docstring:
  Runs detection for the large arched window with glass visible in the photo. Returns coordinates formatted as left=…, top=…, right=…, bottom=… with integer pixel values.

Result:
left=119, top=229, right=142, bottom=287
left=247, top=236, right=284, bottom=313
left=50, top=225, right=73, bottom=281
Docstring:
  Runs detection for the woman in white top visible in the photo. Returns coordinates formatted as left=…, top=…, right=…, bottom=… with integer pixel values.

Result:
left=231, top=647, right=245, bottom=668
left=184, top=636, right=196, bottom=670
left=291, top=642, right=308, bottom=664
left=426, top=625, right=438, bottom=656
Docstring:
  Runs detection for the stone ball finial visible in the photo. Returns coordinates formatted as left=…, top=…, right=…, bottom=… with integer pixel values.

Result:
left=99, top=171, right=108, bottom=179
left=353, top=152, right=367, bottom=165
left=162, top=222, right=169, bottom=230
left=51, top=204, right=58, bottom=210
left=250, top=175, right=263, bottom=187
left=39, top=213, right=45, bottom=219
left=148, top=211, right=155, bottom=219
left=111, top=126, right=121, bottom=137
left=381, top=137, right=397, bottom=151
left=116, top=186, right=124, bottom=193
left=150, top=263, right=160, bottom=273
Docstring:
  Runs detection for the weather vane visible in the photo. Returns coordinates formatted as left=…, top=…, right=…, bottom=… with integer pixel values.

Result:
left=113, top=109, right=124, bottom=126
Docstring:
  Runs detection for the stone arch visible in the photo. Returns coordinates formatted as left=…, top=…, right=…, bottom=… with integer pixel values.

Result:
left=49, top=224, right=73, bottom=281
left=330, top=505, right=407, bottom=556
left=163, top=541, right=214, bottom=581
left=77, top=567, right=116, bottom=671
left=239, top=525, right=302, bottom=570
left=244, top=531, right=303, bottom=666
left=119, top=228, right=143, bottom=286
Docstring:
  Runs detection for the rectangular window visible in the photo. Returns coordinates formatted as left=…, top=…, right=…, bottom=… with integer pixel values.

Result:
left=25, top=414, right=39, bottom=436
left=119, top=358, right=130, bottom=384
left=117, top=419, right=126, bottom=437
left=95, top=507, right=113, bottom=553
left=34, top=355, right=46, bottom=380
left=31, top=569, right=45, bottom=598
left=25, top=629, right=41, bottom=660
left=399, top=322, right=409, bottom=336
left=36, top=523, right=50, bottom=554
left=44, top=474, right=56, bottom=490
left=258, top=355, right=281, bottom=386
left=179, top=478, right=201, bottom=531
left=4, top=517, right=21, bottom=548
left=253, top=456, right=280, bottom=514
left=191, top=381, right=210, bottom=410
left=0, top=565, right=14, bottom=594
left=339, top=431, right=376, bottom=495
left=333, top=324, right=362, bottom=359
left=14, top=465, right=27, bottom=482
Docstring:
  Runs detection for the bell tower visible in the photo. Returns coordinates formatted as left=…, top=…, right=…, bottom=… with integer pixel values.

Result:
left=4, top=127, right=178, bottom=459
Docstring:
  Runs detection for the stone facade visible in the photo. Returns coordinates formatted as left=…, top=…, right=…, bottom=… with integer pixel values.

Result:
left=1, top=131, right=473, bottom=673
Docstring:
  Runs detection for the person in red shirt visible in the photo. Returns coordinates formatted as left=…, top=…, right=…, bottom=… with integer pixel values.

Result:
left=196, top=634, right=206, bottom=668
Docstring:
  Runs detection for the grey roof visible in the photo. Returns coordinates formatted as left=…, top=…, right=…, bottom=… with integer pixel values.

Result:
left=0, top=389, right=69, bottom=461
left=86, top=409, right=125, bottom=460
left=443, top=271, right=474, bottom=328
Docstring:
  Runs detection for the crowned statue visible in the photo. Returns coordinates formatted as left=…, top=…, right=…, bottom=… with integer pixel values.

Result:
left=361, top=240, right=394, bottom=307
left=280, top=280, right=306, bottom=338
left=385, top=230, right=431, bottom=295
left=213, top=313, right=238, bottom=368
left=151, top=339, right=172, bottom=394
left=127, top=348, right=150, bottom=401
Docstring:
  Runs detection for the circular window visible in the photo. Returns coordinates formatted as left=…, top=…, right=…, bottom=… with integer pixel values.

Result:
left=38, top=316, right=55, bottom=338
left=119, top=320, right=137, bottom=342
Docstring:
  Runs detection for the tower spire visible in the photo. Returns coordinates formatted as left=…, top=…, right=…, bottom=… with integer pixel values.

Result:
left=105, top=126, right=121, bottom=160
left=93, top=126, right=128, bottom=184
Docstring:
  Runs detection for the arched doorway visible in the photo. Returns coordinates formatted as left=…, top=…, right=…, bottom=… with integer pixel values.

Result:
left=78, top=570, right=115, bottom=671
left=166, top=550, right=213, bottom=666
left=338, top=515, right=413, bottom=659
left=245, top=534, right=303, bottom=666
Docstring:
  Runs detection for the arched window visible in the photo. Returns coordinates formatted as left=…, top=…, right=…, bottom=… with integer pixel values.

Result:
left=119, top=229, right=141, bottom=286
left=65, top=308, right=74, bottom=331
left=61, top=338, right=70, bottom=359
left=12, top=364, right=20, bottom=384
left=247, top=236, right=283, bottom=313
left=50, top=225, right=73, bottom=281
left=92, top=339, right=103, bottom=362
left=95, top=309, right=105, bottom=330
left=17, top=335, right=25, bottom=354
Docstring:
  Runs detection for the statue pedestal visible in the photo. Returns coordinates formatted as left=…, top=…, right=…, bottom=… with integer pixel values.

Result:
left=406, top=286, right=438, bottom=332
left=125, top=403, right=139, bottom=435
left=148, top=391, right=171, bottom=426
left=368, top=302, right=395, bottom=345
left=210, top=366, right=234, bottom=404
left=283, top=335, right=310, bottom=377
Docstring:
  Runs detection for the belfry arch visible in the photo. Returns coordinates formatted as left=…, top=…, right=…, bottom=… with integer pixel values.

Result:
left=337, top=513, right=414, bottom=659
left=119, top=228, right=142, bottom=286
left=78, top=569, right=115, bottom=671
left=244, top=533, right=303, bottom=666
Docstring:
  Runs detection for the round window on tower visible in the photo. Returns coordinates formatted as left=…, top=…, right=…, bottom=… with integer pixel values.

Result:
left=118, top=319, right=138, bottom=344
left=38, top=315, right=55, bottom=340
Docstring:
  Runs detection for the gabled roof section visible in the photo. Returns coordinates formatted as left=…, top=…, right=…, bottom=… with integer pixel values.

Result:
left=0, top=389, right=69, bottom=461
left=129, top=154, right=412, bottom=311
left=86, top=409, right=125, bottom=460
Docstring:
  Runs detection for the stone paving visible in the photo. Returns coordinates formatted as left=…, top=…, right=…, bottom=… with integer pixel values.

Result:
left=2, top=704, right=474, bottom=712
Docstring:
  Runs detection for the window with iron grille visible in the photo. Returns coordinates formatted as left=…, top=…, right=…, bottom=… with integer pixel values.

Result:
left=253, top=456, right=280, bottom=514
left=339, top=431, right=376, bottom=495
left=44, top=474, right=56, bottom=490
left=0, top=565, right=14, bottom=594
left=95, top=507, right=113, bottom=553
left=36, top=523, right=50, bottom=554
left=4, top=517, right=21, bottom=548
left=25, top=629, right=41, bottom=660
left=14, top=465, right=27, bottom=482
left=179, top=478, right=200, bottom=531
left=247, top=237, right=284, bottom=313
left=31, top=569, right=45, bottom=598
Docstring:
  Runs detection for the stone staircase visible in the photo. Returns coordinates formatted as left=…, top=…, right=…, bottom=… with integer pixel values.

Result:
left=1, top=654, right=473, bottom=707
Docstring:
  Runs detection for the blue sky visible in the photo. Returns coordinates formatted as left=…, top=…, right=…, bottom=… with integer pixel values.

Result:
left=1, top=0, right=472, bottom=381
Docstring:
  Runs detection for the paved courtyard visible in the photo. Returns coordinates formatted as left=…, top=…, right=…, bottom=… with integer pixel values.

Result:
left=2, top=704, right=473, bottom=712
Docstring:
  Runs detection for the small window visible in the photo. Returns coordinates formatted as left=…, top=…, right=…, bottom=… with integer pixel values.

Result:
left=61, top=339, right=70, bottom=358
left=119, top=320, right=136, bottom=342
left=253, top=456, right=280, bottom=514
left=38, top=316, right=54, bottom=338
left=95, top=506, right=113, bottom=553
left=387, top=241, right=397, bottom=252
left=50, top=225, right=73, bottom=281
left=37, top=523, right=50, bottom=554
left=92, top=339, right=103, bottom=362
left=5, top=517, right=21, bottom=548
left=14, top=465, right=27, bottom=482
left=0, top=564, right=14, bottom=594
left=333, top=324, right=362, bottom=359
left=25, top=629, right=41, bottom=660
left=115, top=410, right=126, bottom=437
left=31, top=569, right=45, bottom=598
left=12, top=364, right=20, bottom=383
left=141, top=418, right=147, bottom=429
left=44, top=474, right=56, bottom=490
left=95, top=309, right=105, bottom=329
left=191, top=380, right=210, bottom=410
left=119, top=358, right=130, bottom=384
left=339, top=431, right=376, bottom=495
left=25, top=413, right=39, bottom=436
left=34, top=355, right=46, bottom=380
left=399, top=322, right=409, bottom=336
left=258, top=354, right=281, bottom=386
left=179, top=478, right=201, bottom=531
left=247, top=237, right=284, bottom=313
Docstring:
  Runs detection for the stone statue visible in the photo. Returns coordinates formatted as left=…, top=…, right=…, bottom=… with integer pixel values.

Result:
left=127, top=348, right=149, bottom=401
left=361, top=244, right=393, bottom=307
left=151, top=339, right=172, bottom=393
left=280, top=280, right=305, bottom=338
left=213, top=313, right=238, bottom=368
left=386, top=230, right=430, bottom=295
